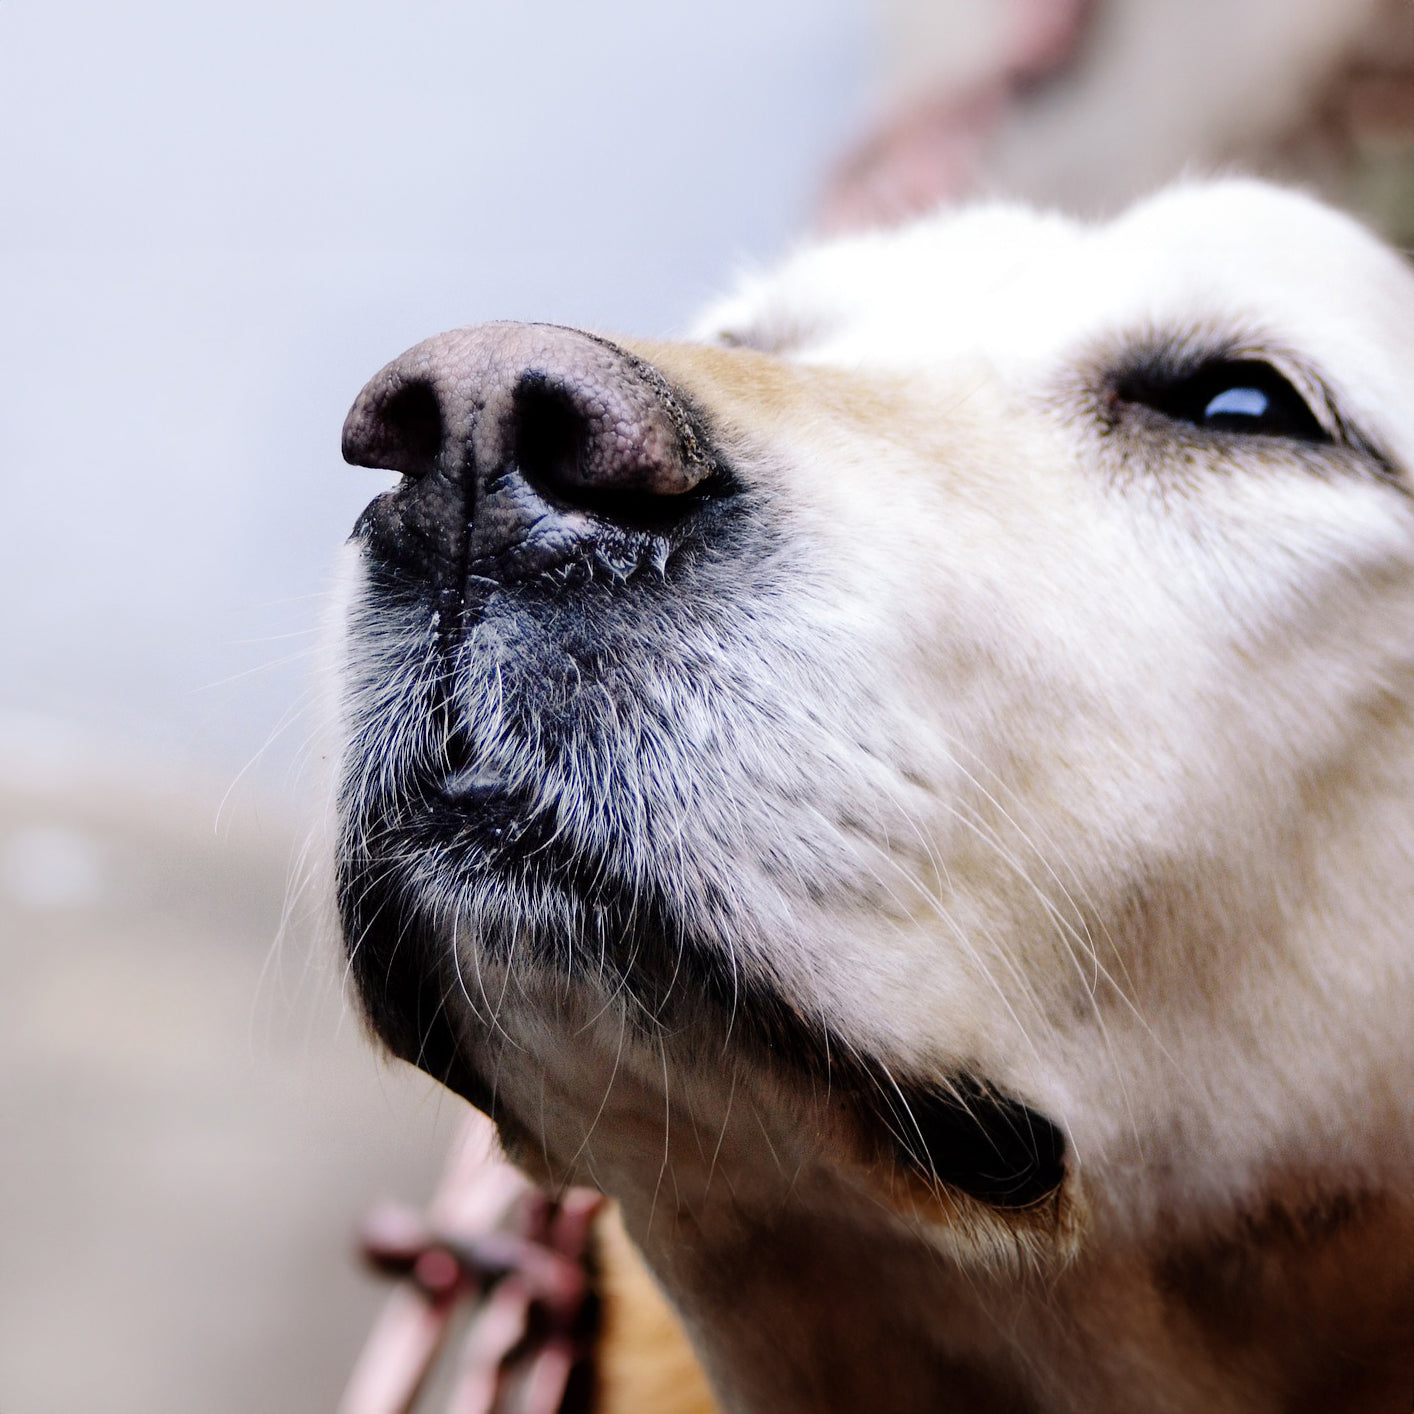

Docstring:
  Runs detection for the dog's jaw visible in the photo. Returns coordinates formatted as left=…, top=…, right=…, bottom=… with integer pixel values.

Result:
left=405, top=961, right=1074, bottom=1414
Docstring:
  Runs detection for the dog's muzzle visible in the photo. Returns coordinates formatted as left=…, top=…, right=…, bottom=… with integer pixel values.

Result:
left=338, top=324, right=1069, bottom=1216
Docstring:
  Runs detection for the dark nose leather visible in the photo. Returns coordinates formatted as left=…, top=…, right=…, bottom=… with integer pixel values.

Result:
left=343, top=322, right=716, bottom=586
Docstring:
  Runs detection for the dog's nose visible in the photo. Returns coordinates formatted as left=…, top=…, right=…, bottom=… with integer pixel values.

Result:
left=343, top=322, right=717, bottom=585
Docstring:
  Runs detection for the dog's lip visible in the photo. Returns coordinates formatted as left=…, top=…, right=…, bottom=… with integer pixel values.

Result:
left=431, top=764, right=551, bottom=858
left=439, top=765, right=513, bottom=802
left=871, top=1075, right=1067, bottom=1212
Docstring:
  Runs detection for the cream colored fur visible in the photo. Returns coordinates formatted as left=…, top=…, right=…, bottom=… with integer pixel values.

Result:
left=335, top=181, right=1414, bottom=1411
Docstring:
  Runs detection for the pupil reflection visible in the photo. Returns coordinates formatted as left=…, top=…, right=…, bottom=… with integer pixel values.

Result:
left=1205, top=386, right=1268, bottom=420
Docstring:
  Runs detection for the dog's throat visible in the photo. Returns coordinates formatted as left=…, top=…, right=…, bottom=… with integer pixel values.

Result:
left=879, top=1075, right=1066, bottom=1210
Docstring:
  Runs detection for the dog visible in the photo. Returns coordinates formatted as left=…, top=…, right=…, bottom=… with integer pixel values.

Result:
left=329, top=180, right=1414, bottom=1412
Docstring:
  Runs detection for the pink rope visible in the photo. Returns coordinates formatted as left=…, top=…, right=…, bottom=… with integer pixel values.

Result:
left=339, top=1115, right=604, bottom=1414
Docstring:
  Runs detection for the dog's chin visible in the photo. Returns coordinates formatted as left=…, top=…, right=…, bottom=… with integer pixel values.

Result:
left=338, top=758, right=1069, bottom=1225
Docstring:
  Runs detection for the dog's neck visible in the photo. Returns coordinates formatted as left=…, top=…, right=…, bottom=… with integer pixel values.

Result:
left=628, top=1196, right=1024, bottom=1414
left=614, top=1178, right=1414, bottom=1414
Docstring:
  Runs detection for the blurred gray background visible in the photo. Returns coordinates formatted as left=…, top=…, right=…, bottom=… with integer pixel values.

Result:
left=0, top=2, right=869, bottom=1409
left=0, top=0, right=869, bottom=781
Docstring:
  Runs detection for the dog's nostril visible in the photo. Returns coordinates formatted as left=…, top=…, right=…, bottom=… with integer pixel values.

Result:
left=508, top=369, right=715, bottom=530
left=512, top=377, right=590, bottom=504
left=342, top=377, right=445, bottom=478
left=381, top=382, right=444, bottom=472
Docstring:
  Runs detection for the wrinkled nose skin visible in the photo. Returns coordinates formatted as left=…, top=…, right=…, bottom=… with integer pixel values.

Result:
left=342, top=322, right=722, bottom=594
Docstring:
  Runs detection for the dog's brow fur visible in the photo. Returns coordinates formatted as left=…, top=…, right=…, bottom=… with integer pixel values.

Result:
left=332, top=180, right=1414, bottom=1412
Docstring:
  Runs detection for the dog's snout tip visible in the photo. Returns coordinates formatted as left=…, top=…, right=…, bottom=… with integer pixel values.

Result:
left=347, top=321, right=723, bottom=575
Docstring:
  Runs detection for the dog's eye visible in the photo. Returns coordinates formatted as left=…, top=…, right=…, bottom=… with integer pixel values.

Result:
left=1119, top=360, right=1330, bottom=443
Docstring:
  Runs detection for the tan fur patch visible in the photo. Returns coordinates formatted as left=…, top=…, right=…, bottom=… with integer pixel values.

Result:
left=592, top=1206, right=718, bottom=1414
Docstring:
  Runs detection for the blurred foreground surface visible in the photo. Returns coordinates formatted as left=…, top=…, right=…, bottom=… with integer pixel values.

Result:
left=0, top=720, right=460, bottom=1413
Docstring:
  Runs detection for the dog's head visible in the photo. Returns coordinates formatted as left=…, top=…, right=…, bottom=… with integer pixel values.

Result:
left=331, top=181, right=1414, bottom=1384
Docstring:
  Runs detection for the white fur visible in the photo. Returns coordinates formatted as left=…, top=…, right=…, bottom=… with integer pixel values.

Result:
left=692, top=181, right=1414, bottom=1205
